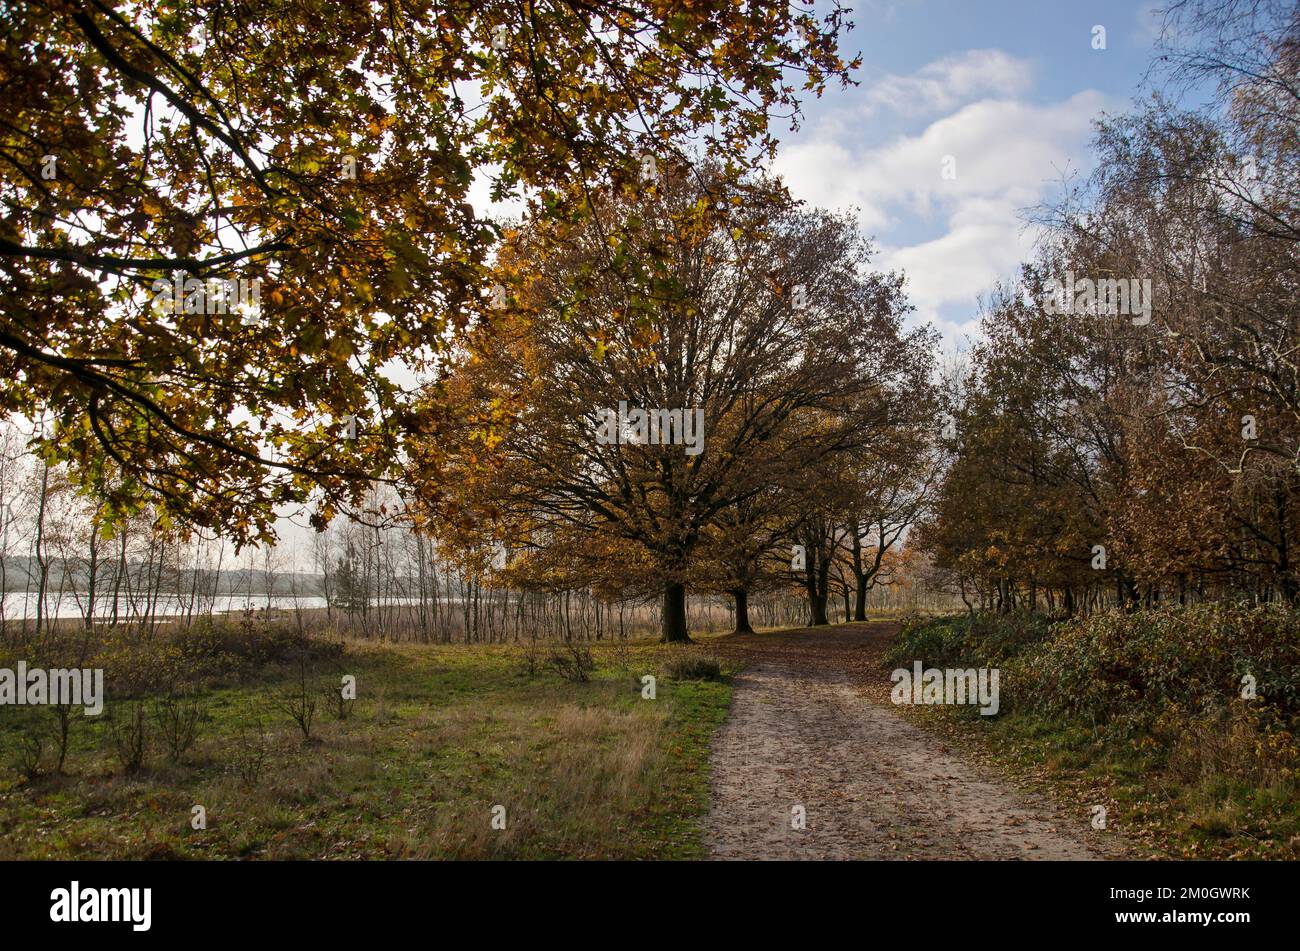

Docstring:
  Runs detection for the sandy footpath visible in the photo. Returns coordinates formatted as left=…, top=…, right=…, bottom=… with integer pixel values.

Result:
left=705, top=623, right=1112, bottom=860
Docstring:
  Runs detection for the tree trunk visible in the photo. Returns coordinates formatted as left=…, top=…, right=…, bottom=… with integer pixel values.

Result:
left=85, top=518, right=99, bottom=630
left=809, top=556, right=830, bottom=626
left=33, top=461, right=50, bottom=641
left=810, top=593, right=829, bottom=626
left=854, top=575, right=868, bottom=622
left=803, top=545, right=830, bottom=626
left=732, top=587, right=753, bottom=634
left=851, top=523, right=869, bottom=622
left=662, top=582, right=690, bottom=642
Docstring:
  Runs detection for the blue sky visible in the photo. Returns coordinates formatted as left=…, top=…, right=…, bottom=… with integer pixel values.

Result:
left=773, top=0, right=1173, bottom=348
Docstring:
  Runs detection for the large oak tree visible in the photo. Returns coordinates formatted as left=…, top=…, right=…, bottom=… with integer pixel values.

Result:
left=418, top=166, right=932, bottom=640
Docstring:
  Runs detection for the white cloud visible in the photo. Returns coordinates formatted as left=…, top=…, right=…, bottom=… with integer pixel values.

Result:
left=880, top=196, right=1040, bottom=316
left=858, top=49, right=1033, bottom=117
left=774, top=71, right=1111, bottom=339
left=778, top=90, right=1105, bottom=224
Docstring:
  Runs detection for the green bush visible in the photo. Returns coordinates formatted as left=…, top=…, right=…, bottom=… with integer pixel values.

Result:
left=1014, top=604, right=1300, bottom=735
left=2, top=708, right=50, bottom=780
left=108, top=701, right=150, bottom=775
left=888, top=604, right=1300, bottom=781
left=665, top=654, right=722, bottom=682
left=886, top=611, right=1052, bottom=670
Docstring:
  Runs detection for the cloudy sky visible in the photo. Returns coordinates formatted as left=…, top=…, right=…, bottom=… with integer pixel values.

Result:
left=772, top=0, right=1169, bottom=349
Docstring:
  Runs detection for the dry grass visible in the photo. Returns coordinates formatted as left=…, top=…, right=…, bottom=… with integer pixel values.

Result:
left=0, top=635, right=732, bottom=859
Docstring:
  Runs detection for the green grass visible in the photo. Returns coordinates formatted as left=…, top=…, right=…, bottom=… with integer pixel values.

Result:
left=0, top=638, right=733, bottom=859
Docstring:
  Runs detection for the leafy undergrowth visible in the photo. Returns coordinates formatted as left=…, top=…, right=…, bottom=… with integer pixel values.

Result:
left=885, top=607, right=1300, bottom=860
left=0, top=636, right=732, bottom=859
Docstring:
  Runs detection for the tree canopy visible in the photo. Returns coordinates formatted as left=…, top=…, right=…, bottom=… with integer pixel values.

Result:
left=1, top=0, right=857, bottom=542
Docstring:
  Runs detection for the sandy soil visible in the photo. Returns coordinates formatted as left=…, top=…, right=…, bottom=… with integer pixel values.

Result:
left=704, top=622, right=1114, bottom=860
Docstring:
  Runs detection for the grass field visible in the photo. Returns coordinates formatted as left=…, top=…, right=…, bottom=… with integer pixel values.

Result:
left=0, top=636, right=732, bottom=859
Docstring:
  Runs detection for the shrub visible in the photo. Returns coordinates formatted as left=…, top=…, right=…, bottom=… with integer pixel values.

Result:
left=321, top=679, right=355, bottom=721
left=92, top=620, right=347, bottom=698
left=1, top=644, right=82, bottom=774
left=46, top=704, right=76, bottom=774
left=886, top=611, right=1051, bottom=670
left=665, top=654, right=722, bottom=682
left=108, top=702, right=150, bottom=775
left=232, top=718, right=270, bottom=788
left=549, top=641, right=596, bottom=683
left=901, top=604, right=1300, bottom=781
left=271, top=652, right=318, bottom=740
left=93, top=628, right=188, bottom=698
left=4, top=709, right=48, bottom=780
left=1013, top=604, right=1300, bottom=752
left=13, top=732, right=44, bottom=780
left=516, top=638, right=546, bottom=678
left=150, top=695, right=203, bottom=760
left=1166, top=702, right=1297, bottom=786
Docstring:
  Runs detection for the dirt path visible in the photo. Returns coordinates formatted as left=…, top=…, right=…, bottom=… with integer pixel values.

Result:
left=704, top=622, right=1112, bottom=860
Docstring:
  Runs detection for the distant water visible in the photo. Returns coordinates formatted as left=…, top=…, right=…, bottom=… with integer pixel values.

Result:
left=0, top=593, right=430, bottom=621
